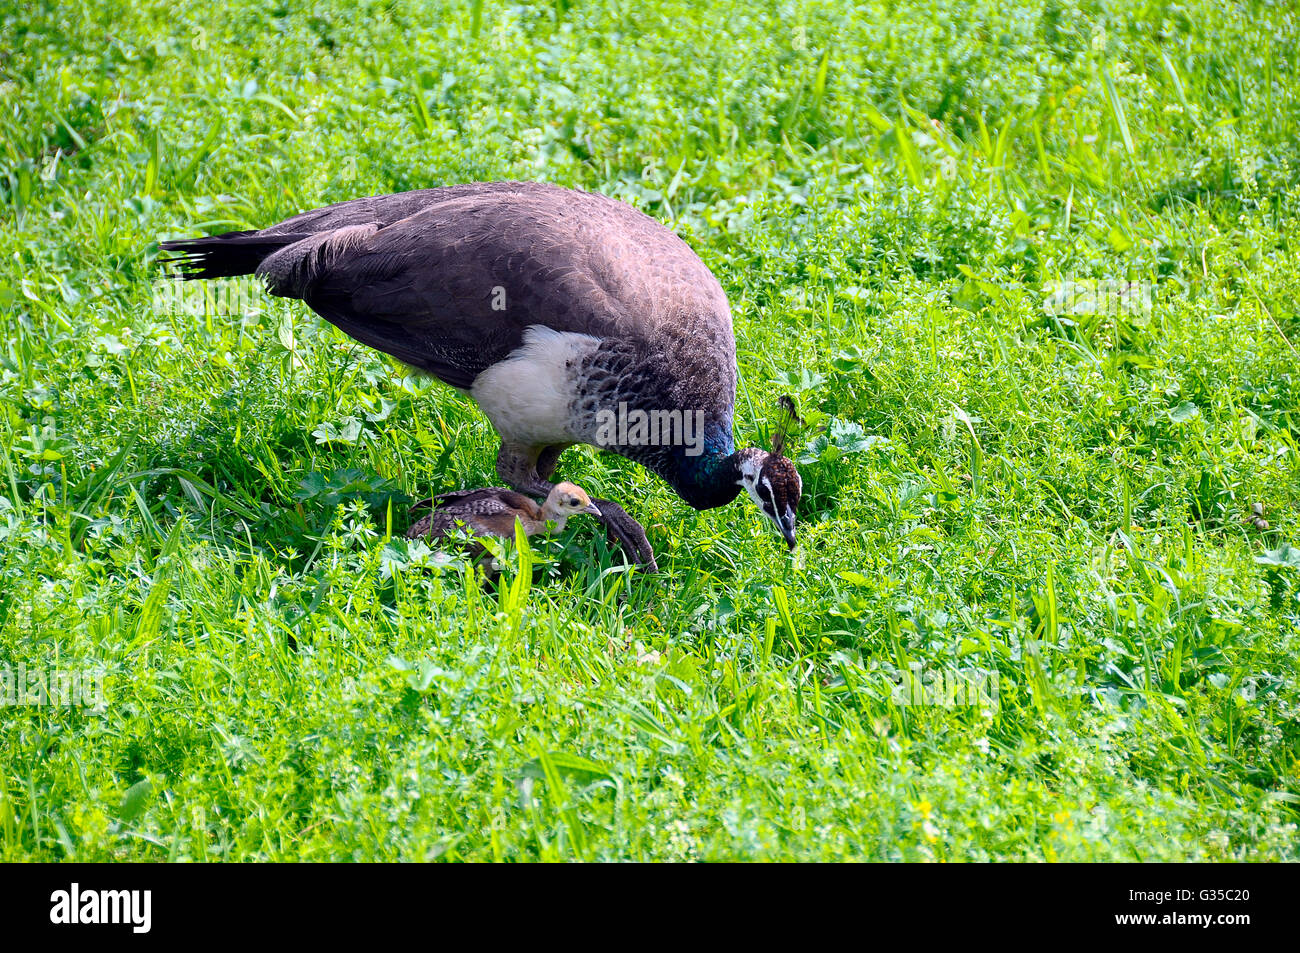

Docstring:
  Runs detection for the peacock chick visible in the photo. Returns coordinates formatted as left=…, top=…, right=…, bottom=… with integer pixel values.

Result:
left=406, top=481, right=601, bottom=546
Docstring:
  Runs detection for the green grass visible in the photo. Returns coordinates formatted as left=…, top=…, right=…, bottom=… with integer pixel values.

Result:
left=2, top=0, right=1299, bottom=860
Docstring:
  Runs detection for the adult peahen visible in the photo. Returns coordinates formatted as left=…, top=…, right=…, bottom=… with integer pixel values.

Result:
left=160, top=181, right=803, bottom=570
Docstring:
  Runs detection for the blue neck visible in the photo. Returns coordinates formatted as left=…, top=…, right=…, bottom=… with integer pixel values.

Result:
left=665, top=422, right=742, bottom=511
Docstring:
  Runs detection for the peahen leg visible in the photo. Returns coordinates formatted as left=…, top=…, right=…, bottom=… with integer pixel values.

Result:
left=587, top=496, right=658, bottom=571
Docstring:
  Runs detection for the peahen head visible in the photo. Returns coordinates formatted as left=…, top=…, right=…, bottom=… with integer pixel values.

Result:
left=736, top=448, right=802, bottom=549
left=735, top=396, right=804, bottom=550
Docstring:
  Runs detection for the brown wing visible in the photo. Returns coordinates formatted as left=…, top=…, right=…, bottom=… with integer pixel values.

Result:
left=410, top=487, right=538, bottom=514
left=406, top=487, right=540, bottom=540
left=252, top=182, right=732, bottom=390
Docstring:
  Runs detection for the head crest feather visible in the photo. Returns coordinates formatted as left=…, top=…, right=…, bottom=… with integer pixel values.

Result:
left=772, top=395, right=803, bottom=458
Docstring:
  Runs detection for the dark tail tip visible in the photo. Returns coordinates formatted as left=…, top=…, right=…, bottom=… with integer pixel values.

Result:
left=158, top=230, right=308, bottom=280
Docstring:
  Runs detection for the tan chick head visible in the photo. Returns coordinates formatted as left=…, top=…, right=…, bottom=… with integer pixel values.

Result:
left=543, top=482, right=602, bottom=520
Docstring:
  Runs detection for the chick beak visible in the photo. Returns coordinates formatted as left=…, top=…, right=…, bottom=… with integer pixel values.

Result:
left=582, top=503, right=603, bottom=517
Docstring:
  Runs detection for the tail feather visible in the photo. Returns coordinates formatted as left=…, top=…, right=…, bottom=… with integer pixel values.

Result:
left=159, top=231, right=315, bottom=280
